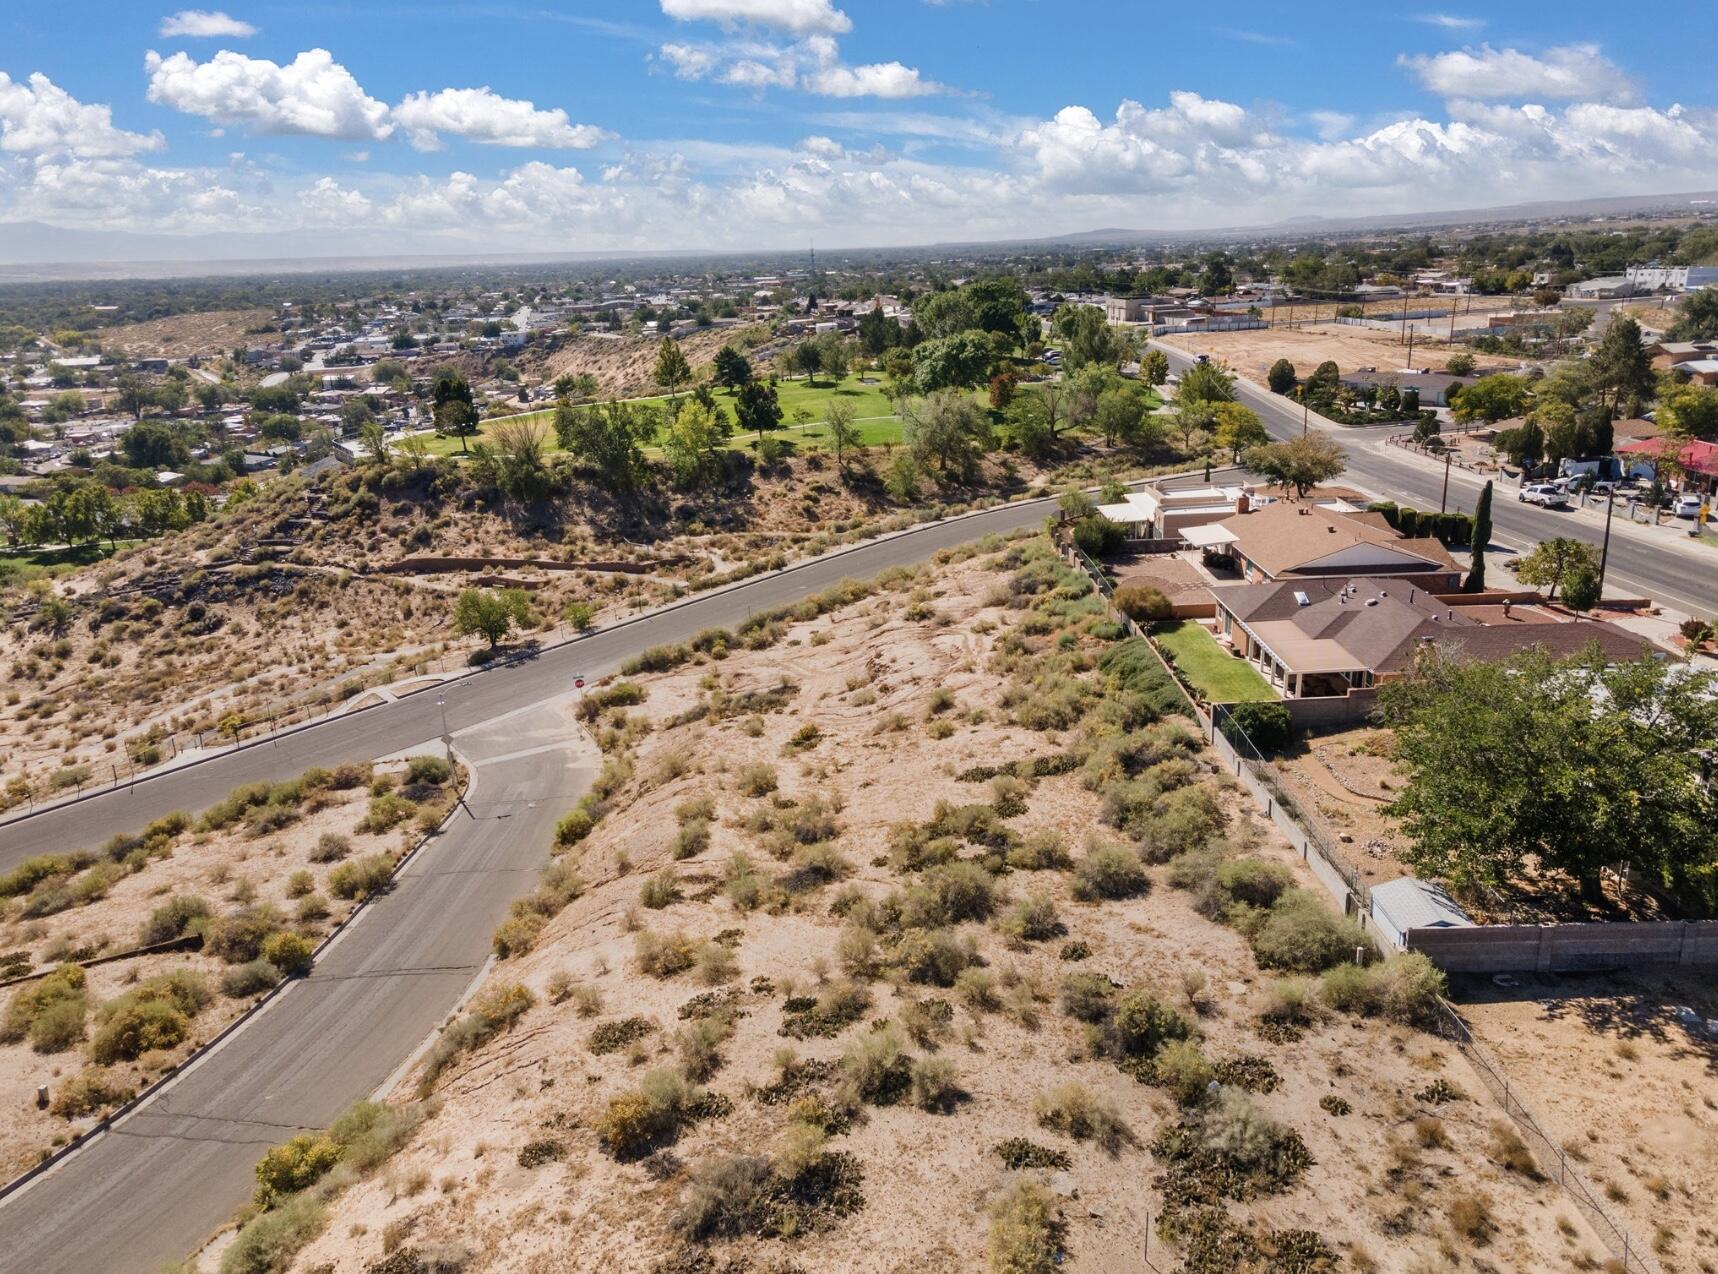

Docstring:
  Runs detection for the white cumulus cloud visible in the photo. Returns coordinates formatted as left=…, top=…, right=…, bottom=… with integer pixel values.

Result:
left=145, top=48, right=394, bottom=140
left=805, top=61, right=940, bottom=99
left=660, top=0, right=851, bottom=35
left=392, top=87, right=610, bottom=151
left=1399, top=43, right=1634, bottom=102
left=158, top=9, right=258, bottom=38
left=0, top=71, right=165, bottom=159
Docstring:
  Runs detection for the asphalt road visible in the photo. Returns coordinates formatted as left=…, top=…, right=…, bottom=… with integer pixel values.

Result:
left=1154, top=344, right=1718, bottom=616
left=0, top=702, right=593, bottom=1274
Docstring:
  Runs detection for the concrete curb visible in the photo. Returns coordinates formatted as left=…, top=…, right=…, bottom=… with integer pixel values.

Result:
left=0, top=762, right=472, bottom=1207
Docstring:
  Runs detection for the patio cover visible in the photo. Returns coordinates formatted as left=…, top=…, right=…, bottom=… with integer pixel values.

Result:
left=1181, top=523, right=1238, bottom=548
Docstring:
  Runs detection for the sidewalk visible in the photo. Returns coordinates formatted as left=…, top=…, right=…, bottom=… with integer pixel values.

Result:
left=1369, top=434, right=1718, bottom=567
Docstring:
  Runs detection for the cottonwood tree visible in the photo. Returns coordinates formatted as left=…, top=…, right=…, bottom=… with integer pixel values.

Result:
left=1380, top=645, right=1718, bottom=906
left=1139, top=348, right=1170, bottom=388
left=554, top=399, right=654, bottom=492
left=1176, top=359, right=1238, bottom=405
left=454, top=588, right=532, bottom=650
left=662, top=399, right=730, bottom=487
left=1244, top=433, right=1346, bottom=498
left=900, top=390, right=993, bottom=480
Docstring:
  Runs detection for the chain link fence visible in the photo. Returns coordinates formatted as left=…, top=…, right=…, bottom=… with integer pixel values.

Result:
left=1426, top=998, right=1662, bottom=1274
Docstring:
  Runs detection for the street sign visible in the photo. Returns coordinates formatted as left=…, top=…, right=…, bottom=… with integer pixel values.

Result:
left=574, top=677, right=585, bottom=689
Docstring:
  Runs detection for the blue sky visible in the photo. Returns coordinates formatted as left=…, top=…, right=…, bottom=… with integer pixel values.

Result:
left=2, top=1, right=1716, bottom=258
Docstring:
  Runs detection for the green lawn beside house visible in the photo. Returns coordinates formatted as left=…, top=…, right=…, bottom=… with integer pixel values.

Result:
left=1152, top=620, right=1277, bottom=704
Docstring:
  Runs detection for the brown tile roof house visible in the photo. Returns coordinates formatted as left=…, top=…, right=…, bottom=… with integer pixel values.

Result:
left=1211, top=576, right=1656, bottom=699
left=1208, top=501, right=1461, bottom=589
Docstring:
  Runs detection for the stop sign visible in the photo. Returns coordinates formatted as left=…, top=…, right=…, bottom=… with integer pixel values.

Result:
left=575, top=678, right=585, bottom=688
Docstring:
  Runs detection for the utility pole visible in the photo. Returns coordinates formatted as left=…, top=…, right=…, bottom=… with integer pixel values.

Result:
left=1405, top=327, right=1415, bottom=370
left=1597, top=486, right=1616, bottom=593
left=1440, top=449, right=1452, bottom=513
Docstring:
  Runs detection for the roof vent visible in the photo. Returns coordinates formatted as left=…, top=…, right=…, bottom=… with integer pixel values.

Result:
left=1379, top=589, right=1388, bottom=598
left=1293, top=591, right=1311, bottom=607
left=1365, top=598, right=1379, bottom=607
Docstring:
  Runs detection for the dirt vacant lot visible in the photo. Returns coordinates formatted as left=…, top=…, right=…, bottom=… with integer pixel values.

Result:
left=1162, top=324, right=1521, bottom=389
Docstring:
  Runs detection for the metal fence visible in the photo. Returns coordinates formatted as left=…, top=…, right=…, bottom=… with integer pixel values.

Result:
left=1427, top=998, right=1663, bottom=1274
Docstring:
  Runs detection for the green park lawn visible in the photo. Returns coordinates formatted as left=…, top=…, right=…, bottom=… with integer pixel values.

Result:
left=1151, top=620, right=1277, bottom=704
left=419, top=373, right=904, bottom=458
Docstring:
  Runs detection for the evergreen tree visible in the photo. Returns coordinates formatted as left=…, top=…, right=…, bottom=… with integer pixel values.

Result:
left=1463, top=480, right=1492, bottom=593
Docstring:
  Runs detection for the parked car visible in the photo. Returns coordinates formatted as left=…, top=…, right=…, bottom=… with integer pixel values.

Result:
left=1590, top=480, right=1618, bottom=496
left=1519, top=484, right=1569, bottom=508
left=1673, top=493, right=1704, bottom=519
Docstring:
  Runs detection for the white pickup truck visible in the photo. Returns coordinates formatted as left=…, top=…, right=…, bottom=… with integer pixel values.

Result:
left=1518, top=483, right=1570, bottom=508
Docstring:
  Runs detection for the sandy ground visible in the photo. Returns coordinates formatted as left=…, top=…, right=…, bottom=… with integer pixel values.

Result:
left=1457, top=969, right=1718, bottom=1272
left=0, top=762, right=452, bottom=1178
left=96, top=309, right=277, bottom=360
left=1272, top=727, right=1413, bottom=889
left=273, top=548, right=1606, bottom=1274
left=1162, top=324, right=1521, bottom=389
left=534, top=326, right=767, bottom=399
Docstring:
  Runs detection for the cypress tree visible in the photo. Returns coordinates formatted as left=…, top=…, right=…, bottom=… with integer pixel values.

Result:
left=1464, top=480, right=1493, bottom=593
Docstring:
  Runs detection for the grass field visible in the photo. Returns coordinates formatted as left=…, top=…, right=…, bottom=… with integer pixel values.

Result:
left=421, top=373, right=904, bottom=458
left=418, top=373, right=1160, bottom=461
left=0, top=540, right=142, bottom=582
left=1152, top=620, right=1277, bottom=703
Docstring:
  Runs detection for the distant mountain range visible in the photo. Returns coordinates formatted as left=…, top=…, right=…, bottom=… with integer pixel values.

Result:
left=3, top=188, right=1716, bottom=283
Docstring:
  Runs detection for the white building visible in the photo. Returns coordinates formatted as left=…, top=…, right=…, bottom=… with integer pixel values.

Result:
left=1625, top=264, right=1718, bottom=293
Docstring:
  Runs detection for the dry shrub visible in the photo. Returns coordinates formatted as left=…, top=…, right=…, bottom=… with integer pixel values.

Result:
left=1033, top=1082, right=1130, bottom=1153
left=987, top=1177, right=1065, bottom=1274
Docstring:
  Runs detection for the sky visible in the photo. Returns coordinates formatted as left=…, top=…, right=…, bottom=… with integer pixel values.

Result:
left=3, top=1, right=1718, bottom=260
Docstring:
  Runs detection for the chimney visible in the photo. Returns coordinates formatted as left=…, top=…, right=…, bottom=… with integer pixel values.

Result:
left=1236, top=492, right=1250, bottom=514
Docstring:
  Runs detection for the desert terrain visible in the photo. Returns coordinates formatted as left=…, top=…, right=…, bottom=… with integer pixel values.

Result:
left=93, top=309, right=279, bottom=360
left=0, top=756, right=459, bottom=1179
left=195, top=537, right=1611, bottom=1274
left=533, top=325, right=772, bottom=399
left=1161, top=323, right=1521, bottom=390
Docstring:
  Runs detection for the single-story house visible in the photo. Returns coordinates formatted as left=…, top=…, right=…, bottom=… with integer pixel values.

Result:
left=1370, top=877, right=1473, bottom=951
left=1615, top=437, right=1718, bottom=494
left=1649, top=339, right=1718, bottom=370
left=1203, top=501, right=1463, bottom=590
left=1211, top=575, right=1656, bottom=700
left=1339, top=369, right=1478, bottom=409
left=1677, top=359, right=1718, bottom=387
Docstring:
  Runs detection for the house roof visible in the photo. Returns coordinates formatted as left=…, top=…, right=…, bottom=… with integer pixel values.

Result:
left=1211, top=502, right=1458, bottom=578
left=1616, top=437, right=1718, bottom=477
left=1216, top=576, right=1657, bottom=675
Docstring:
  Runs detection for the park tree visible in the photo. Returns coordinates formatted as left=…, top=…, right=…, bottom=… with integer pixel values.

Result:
left=900, top=390, right=993, bottom=480
left=662, top=400, right=731, bottom=487
left=554, top=399, right=654, bottom=492
left=1244, top=433, right=1346, bottom=499
left=653, top=337, right=692, bottom=404
left=454, top=587, right=532, bottom=650
left=1266, top=358, right=1297, bottom=395
left=431, top=369, right=479, bottom=452
left=1003, top=393, right=1056, bottom=459
left=789, top=340, right=824, bottom=386
left=1211, top=402, right=1268, bottom=461
left=734, top=379, right=783, bottom=443
left=1463, top=480, right=1493, bottom=592
left=1451, top=373, right=1531, bottom=426
left=1139, top=348, right=1170, bottom=388
left=1176, top=359, right=1237, bottom=405
left=1514, top=536, right=1599, bottom=600
left=712, top=346, right=753, bottom=392
left=1093, top=384, right=1150, bottom=448
left=1051, top=304, right=1120, bottom=370
left=825, top=400, right=862, bottom=473
left=911, top=331, right=993, bottom=393
left=1379, top=645, right=1718, bottom=905
left=858, top=302, right=898, bottom=357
